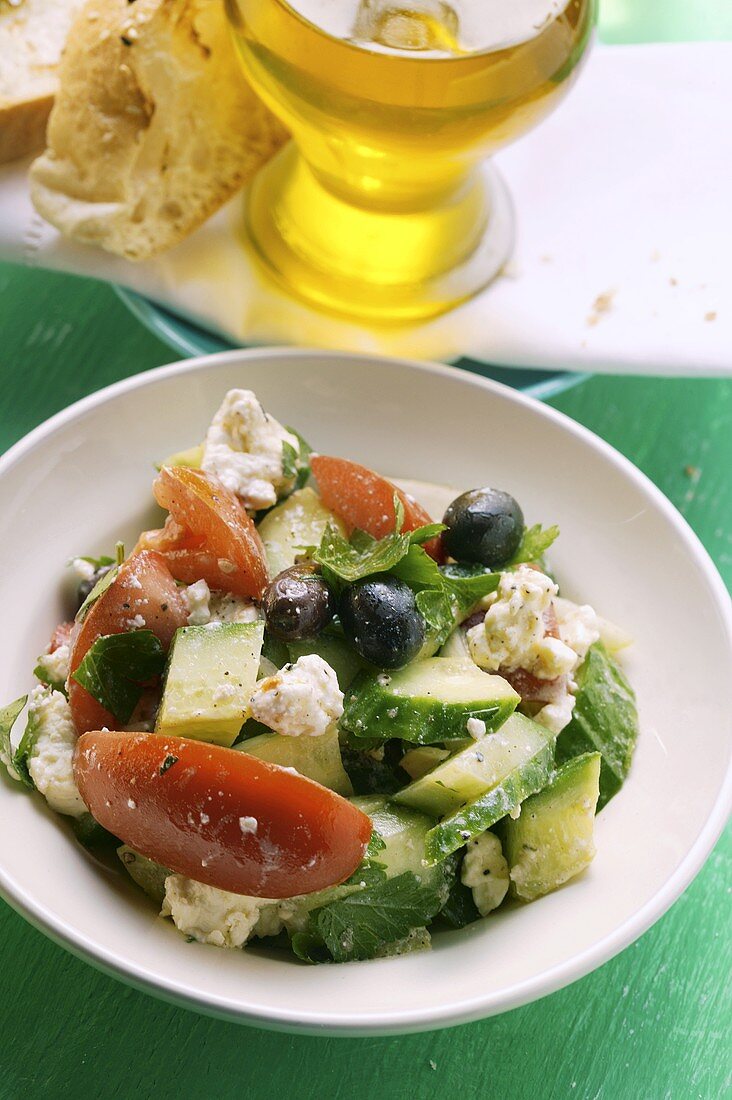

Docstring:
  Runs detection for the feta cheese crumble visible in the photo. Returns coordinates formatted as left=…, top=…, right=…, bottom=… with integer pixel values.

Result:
left=466, top=716, right=486, bottom=740
left=25, top=686, right=86, bottom=817
left=183, top=579, right=211, bottom=626
left=239, top=815, right=258, bottom=835
left=183, top=580, right=261, bottom=628
left=201, top=388, right=299, bottom=511
left=161, top=875, right=310, bottom=948
left=70, top=557, right=96, bottom=584
left=467, top=565, right=601, bottom=733
left=461, top=832, right=510, bottom=916
left=467, top=565, right=576, bottom=680
left=35, top=643, right=71, bottom=688
left=249, top=654, right=344, bottom=738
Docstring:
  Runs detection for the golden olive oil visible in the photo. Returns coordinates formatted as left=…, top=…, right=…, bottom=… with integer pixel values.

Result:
left=227, top=0, right=595, bottom=321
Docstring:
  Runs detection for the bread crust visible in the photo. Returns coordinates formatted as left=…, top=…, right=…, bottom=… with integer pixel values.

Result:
left=30, top=0, right=288, bottom=259
left=0, top=94, right=54, bottom=164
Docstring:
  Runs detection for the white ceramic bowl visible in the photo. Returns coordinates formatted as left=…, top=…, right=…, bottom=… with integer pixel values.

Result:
left=0, top=349, right=730, bottom=1035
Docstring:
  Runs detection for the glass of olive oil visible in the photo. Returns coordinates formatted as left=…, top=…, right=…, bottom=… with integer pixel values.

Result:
left=226, top=0, right=596, bottom=323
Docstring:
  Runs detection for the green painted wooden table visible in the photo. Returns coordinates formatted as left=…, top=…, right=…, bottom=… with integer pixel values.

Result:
left=0, top=264, right=730, bottom=1099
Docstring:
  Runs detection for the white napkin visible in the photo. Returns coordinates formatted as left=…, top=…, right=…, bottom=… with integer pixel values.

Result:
left=1, top=42, right=730, bottom=376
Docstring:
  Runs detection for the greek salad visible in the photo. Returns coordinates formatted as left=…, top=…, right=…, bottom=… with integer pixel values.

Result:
left=0, top=389, right=638, bottom=963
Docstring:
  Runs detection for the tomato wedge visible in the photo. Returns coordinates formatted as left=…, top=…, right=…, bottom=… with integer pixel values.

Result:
left=74, top=731, right=372, bottom=898
left=135, top=515, right=205, bottom=555
left=153, top=467, right=269, bottom=599
left=310, top=455, right=445, bottom=562
left=68, top=551, right=188, bottom=735
left=49, top=621, right=74, bottom=653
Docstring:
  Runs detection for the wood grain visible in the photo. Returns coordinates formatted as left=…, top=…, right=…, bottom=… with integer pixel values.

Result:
left=0, top=263, right=729, bottom=1100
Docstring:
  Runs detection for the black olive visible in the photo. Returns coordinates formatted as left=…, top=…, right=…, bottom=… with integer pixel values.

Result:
left=442, top=488, right=524, bottom=568
left=339, top=574, right=425, bottom=670
left=76, top=565, right=112, bottom=611
left=263, top=564, right=336, bottom=641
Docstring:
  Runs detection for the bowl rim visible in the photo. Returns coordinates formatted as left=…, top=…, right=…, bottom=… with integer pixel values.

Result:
left=0, top=346, right=730, bottom=1036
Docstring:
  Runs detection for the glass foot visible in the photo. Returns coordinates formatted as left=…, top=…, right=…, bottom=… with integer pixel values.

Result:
left=242, top=145, right=515, bottom=325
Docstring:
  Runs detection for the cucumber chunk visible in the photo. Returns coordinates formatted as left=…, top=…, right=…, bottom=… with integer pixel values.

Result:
left=257, top=487, right=345, bottom=578
left=156, top=621, right=264, bottom=747
left=556, top=643, right=638, bottom=810
left=420, top=719, right=557, bottom=863
left=438, top=626, right=471, bottom=662
left=352, top=795, right=454, bottom=896
left=159, top=443, right=203, bottom=470
left=118, top=846, right=170, bottom=904
left=395, top=712, right=554, bottom=817
left=237, top=725, right=353, bottom=796
left=504, top=752, right=601, bottom=900
left=400, top=745, right=450, bottom=780
left=341, top=657, right=519, bottom=746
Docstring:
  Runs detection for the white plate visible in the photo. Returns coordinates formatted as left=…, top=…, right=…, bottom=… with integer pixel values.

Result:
left=0, top=349, right=730, bottom=1035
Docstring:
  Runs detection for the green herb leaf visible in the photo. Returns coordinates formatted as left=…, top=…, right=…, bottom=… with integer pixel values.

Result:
left=76, top=564, right=119, bottom=624
left=290, top=931, right=330, bottom=964
left=74, top=554, right=115, bottom=571
left=33, top=659, right=68, bottom=694
left=408, top=522, right=445, bottom=545
left=281, top=440, right=299, bottom=482
left=12, top=708, right=39, bottom=789
left=438, top=874, right=481, bottom=929
left=314, top=870, right=444, bottom=962
left=556, top=642, right=638, bottom=810
left=365, top=829, right=387, bottom=858
left=440, top=564, right=501, bottom=614
left=159, top=754, right=179, bottom=776
left=341, top=746, right=404, bottom=795
left=72, top=630, right=166, bottom=725
left=0, top=695, right=28, bottom=785
left=509, top=524, right=560, bottom=566
left=390, top=547, right=499, bottom=643
left=415, top=587, right=455, bottom=646
left=284, top=429, right=314, bottom=492
left=314, top=523, right=410, bottom=586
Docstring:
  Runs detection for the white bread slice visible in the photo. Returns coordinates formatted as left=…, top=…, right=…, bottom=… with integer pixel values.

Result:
left=0, top=0, right=85, bottom=164
left=29, top=0, right=288, bottom=260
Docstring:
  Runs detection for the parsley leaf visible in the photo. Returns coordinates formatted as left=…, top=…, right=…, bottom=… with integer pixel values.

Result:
left=310, top=492, right=446, bottom=590
left=415, top=587, right=455, bottom=646
left=0, top=695, right=29, bottom=786
left=74, top=554, right=116, bottom=571
left=33, top=659, right=68, bottom=694
left=390, top=548, right=499, bottom=644
left=72, top=630, right=166, bottom=724
left=284, top=429, right=313, bottom=492
left=314, top=870, right=444, bottom=962
left=313, top=496, right=408, bottom=585
left=509, top=524, right=560, bottom=565
left=290, top=931, right=331, bottom=964
left=281, top=441, right=299, bottom=482
left=440, top=563, right=501, bottom=613
left=365, top=829, right=387, bottom=858
left=76, top=564, right=119, bottom=624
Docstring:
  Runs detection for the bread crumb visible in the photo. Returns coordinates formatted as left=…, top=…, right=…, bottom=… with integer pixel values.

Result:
left=501, top=260, right=521, bottom=280
left=587, top=290, right=616, bottom=327
left=705, top=311, right=717, bottom=322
